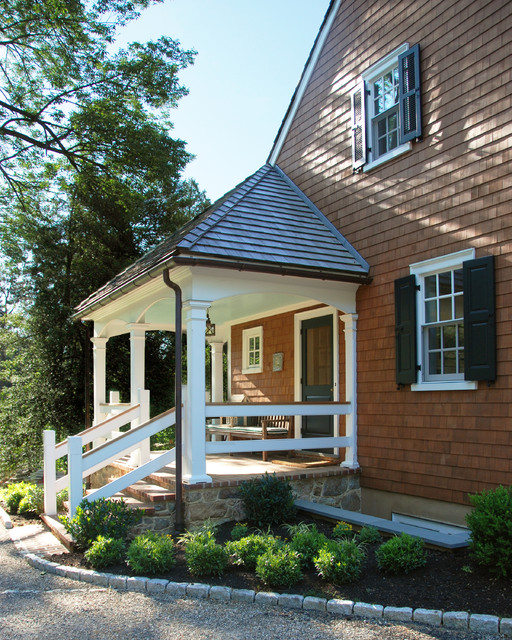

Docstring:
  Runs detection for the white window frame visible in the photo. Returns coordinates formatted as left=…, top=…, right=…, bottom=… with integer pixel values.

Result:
left=362, top=44, right=411, bottom=171
left=242, top=326, right=263, bottom=374
left=410, top=249, right=477, bottom=392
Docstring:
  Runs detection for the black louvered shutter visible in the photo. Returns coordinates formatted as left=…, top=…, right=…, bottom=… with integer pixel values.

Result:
left=395, top=275, right=417, bottom=385
left=351, top=80, right=366, bottom=170
left=398, top=44, right=422, bottom=143
left=463, top=256, right=496, bottom=381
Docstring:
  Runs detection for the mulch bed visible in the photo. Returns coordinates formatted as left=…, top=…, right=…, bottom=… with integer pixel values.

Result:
left=41, top=517, right=512, bottom=619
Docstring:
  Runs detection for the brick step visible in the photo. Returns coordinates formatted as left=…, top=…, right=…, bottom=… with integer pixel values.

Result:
left=82, top=489, right=157, bottom=515
left=122, top=480, right=176, bottom=503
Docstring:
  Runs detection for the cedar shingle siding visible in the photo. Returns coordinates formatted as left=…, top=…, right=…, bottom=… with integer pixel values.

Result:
left=275, top=0, right=512, bottom=506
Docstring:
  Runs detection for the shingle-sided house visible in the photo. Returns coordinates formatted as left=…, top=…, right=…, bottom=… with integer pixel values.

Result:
left=44, top=0, right=511, bottom=534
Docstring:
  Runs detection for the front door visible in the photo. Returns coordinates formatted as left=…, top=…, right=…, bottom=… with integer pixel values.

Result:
left=301, top=314, right=333, bottom=443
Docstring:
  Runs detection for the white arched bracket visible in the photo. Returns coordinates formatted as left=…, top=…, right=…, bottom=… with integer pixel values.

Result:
left=183, top=300, right=212, bottom=484
left=340, top=313, right=359, bottom=469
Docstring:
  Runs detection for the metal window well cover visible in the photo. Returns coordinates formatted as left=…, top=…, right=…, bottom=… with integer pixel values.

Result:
left=75, top=164, right=370, bottom=317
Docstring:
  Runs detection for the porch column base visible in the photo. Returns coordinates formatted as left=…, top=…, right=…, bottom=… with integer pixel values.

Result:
left=341, top=461, right=360, bottom=470
left=182, top=473, right=213, bottom=485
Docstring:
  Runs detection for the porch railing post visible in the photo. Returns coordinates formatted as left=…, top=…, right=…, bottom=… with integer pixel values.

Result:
left=43, top=430, right=57, bottom=516
left=68, top=435, right=83, bottom=517
left=341, top=313, right=359, bottom=469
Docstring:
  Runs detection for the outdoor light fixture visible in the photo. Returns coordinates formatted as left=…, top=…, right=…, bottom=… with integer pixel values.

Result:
left=205, top=310, right=216, bottom=336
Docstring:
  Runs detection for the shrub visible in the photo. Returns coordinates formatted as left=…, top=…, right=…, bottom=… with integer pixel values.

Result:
left=376, top=533, right=427, bottom=574
left=357, top=525, right=382, bottom=545
left=238, top=473, right=296, bottom=527
left=227, top=533, right=282, bottom=570
left=178, top=519, right=219, bottom=546
left=332, top=520, right=354, bottom=539
left=60, top=498, right=141, bottom=551
left=314, top=539, right=366, bottom=584
left=230, top=522, right=249, bottom=540
left=466, top=485, right=512, bottom=578
left=85, top=536, right=126, bottom=569
left=127, top=531, right=175, bottom=575
left=18, top=484, right=44, bottom=515
left=185, top=538, right=228, bottom=577
left=3, top=482, right=31, bottom=514
left=289, top=526, right=329, bottom=568
left=255, top=546, right=302, bottom=589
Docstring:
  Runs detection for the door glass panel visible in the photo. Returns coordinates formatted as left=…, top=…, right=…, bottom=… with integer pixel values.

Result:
left=306, top=325, right=332, bottom=386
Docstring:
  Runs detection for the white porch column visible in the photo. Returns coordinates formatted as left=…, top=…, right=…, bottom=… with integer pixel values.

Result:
left=183, top=300, right=212, bottom=484
left=340, top=314, right=359, bottom=469
left=128, top=324, right=150, bottom=466
left=91, top=337, right=108, bottom=425
left=210, top=342, right=225, bottom=403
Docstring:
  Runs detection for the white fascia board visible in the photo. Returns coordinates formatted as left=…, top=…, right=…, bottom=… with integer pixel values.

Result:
left=268, top=0, right=342, bottom=166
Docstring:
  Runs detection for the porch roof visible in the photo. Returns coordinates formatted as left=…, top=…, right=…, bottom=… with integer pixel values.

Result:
left=75, top=163, right=370, bottom=317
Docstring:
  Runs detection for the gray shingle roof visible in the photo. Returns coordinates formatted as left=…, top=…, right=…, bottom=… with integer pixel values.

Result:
left=75, top=164, right=370, bottom=316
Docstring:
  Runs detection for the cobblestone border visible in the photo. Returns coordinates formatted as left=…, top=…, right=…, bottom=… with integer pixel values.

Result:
left=0, top=505, right=13, bottom=529
left=12, top=544, right=512, bottom=637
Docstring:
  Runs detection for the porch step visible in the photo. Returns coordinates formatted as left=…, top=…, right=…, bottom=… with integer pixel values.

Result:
left=84, top=489, right=157, bottom=515
left=295, top=500, right=470, bottom=550
left=122, top=480, right=176, bottom=503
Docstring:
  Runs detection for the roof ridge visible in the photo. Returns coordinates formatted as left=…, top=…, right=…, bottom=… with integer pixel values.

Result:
left=183, top=165, right=273, bottom=250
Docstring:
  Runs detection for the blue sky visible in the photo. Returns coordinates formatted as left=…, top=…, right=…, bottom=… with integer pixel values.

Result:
left=118, top=1, right=330, bottom=201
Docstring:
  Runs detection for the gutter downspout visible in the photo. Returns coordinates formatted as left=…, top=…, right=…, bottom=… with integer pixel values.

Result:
left=163, top=270, right=184, bottom=534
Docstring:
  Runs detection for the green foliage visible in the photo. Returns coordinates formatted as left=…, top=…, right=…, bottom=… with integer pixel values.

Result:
left=238, top=473, right=296, bottom=527
left=85, top=536, right=126, bottom=570
left=185, top=539, right=228, bottom=577
left=18, top=484, right=44, bottom=516
left=357, top=525, right=382, bottom=544
left=230, top=522, right=249, bottom=540
left=375, top=533, right=427, bottom=574
left=178, top=519, right=219, bottom=546
left=255, top=546, right=303, bottom=589
left=60, top=498, right=141, bottom=551
left=2, top=481, right=32, bottom=514
left=226, top=533, right=282, bottom=570
left=288, top=525, right=329, bottom=568
left=466, top=485, right=512, bottom=578
left=332, top=520, right=354, bottom=539
left=127, top=531, right=175, bottom=576
left=314, top=539, right=366, bottom=584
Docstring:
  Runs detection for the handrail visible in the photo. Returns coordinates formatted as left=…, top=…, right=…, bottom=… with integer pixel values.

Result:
left=205, top=401, right=351, bottom=418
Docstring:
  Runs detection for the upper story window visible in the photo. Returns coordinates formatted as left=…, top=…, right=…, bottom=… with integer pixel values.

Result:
left=352, top=44, right=422, bottom=171
left=395, top=251, right=496, bottom=391
left=242, top=326, right=263, bottom=374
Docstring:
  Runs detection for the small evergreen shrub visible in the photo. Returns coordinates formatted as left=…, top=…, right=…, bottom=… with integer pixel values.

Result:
left=185, top=538, right=228, bottom=577
left=127, top=531, right=175, bottom=575
left=178, top=519, right=219, bottom=546
left=18, top=484, right=44, bottom=515
left=375, top=533, right=427, bottom=574
left=357, top=525, right=382, bottom=544
left=314, top=539, right=365, bottom=584
left=466, top=485, right=512, bottom=578
left=3, top=482, right=31, bottom=514
left=85, top=536, right=126, bottom=569
left=230, top=522, right=249, bottom=540
left=238, top=473, right=296, bottom=527
left=60, top=498, right=141, bottom=550
left=289, top=525, right=329, bottom=568
left=226, top=533, right=282, bottom=570
left=255, top=546, right=302, bottom=589
left=332, top=520, right=354, bottom=539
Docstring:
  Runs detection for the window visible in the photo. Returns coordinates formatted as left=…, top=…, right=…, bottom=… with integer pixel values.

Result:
left=395, top=251, right=496, bottom=390
left=352, top=44, right=422, bottom=171
left=242, top=326, right=263, bottom=374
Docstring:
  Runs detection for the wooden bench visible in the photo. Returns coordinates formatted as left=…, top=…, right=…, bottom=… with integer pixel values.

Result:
left=206, top=416, right=293, bottom=462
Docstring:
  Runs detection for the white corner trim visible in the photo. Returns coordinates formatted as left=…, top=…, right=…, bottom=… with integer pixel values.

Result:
left=268, top=0, right=342, bottom=165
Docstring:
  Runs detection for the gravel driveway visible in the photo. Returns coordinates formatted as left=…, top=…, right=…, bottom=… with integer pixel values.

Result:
left=0, top=527, right=500, bottom=640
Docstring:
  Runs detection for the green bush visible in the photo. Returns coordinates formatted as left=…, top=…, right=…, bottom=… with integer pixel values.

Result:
left=178, top=519, right=219, bottom=546
left=332, top=520, right=354, bottom=539
left=18, top=484, right=44, bottom=515
left=227, top=533, right=282, bottom=570
left=3, top=481, right=31, bottom=514
left=127, top=531, right=175, bottom=575
left=375, top=533, right=427, bottom=574
left=289, top=525, right=329, bottom=568
left=238, top=473, right=296, bottom=527
left=185, top=538, right=228, bottom=577
left=314, top=539, right=366, bottom=583
left=85, top=536, right=126, bottom=569
left=255, top=546, right=302, bottom=589
left=230, top=522, right=249, bottom=540
left=466, top=485, right=512, bottom=578
left=60, top=498, right=141, bottom=550
left=357, top=525, right=382, bottom=544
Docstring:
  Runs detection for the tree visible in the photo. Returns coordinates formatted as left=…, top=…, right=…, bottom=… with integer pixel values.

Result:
left=0, top=0, right=210, bottom=476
